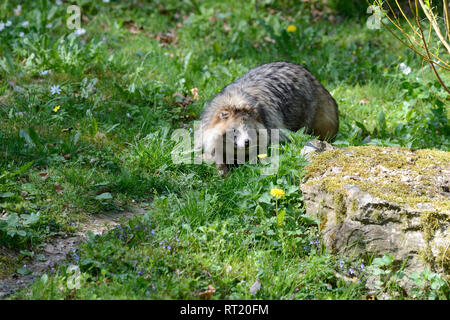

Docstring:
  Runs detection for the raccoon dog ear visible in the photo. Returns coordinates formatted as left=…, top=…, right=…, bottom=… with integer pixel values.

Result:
left=219, top=111, right=229, bottom=119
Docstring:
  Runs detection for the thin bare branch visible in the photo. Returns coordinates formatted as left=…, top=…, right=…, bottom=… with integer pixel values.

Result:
left=418, top=0, right=450, bottom=54
left=372, top=0, right=450, bottom=70
left=416, top=8, right=450, bottom=93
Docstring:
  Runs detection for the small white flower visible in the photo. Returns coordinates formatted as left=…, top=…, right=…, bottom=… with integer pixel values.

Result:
left=14, top=5, right=22, bottom=15
left=50, top=84, right=61, bottom=95
left=40, top=70, right=50, bottom=76
left=46, top=23, right=53, bottom=29
left=399, top=62, right=411, bottom=75
left=74, top=28, right=86, bottom=36
left=21, top=21, right=29, bottom=27
left=56, top=0, right=63, bottom=5
left=103, top=0, right=110, bottom=3
left=19, top=32, right=25, bottom=37
left=0, top=22, right=4, bottom=31
left=6, top=20, right=12, bottom=27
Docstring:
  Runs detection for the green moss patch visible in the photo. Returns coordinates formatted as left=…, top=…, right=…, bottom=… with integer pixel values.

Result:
left=304, top=146, right=450, bottom=213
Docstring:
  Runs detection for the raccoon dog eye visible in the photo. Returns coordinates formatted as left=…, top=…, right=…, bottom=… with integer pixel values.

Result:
left=219, top=112, right=229, bottom=119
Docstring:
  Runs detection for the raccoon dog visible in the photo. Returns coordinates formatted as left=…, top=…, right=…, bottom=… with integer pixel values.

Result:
left=195, top=61, right=339, bottom=174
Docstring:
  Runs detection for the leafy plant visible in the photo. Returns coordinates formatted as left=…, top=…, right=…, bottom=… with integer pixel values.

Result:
left=409, top=269, right=449, bottom=299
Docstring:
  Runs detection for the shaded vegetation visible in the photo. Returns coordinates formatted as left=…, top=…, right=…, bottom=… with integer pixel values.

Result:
left=0, top=0, right=448, bottom=299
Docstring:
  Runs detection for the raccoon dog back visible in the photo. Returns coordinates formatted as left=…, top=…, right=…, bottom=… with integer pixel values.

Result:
left=200, top=61, right=339, bottom=143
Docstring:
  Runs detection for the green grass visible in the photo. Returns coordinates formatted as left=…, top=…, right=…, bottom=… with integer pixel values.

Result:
left=0, top=0, right=449, bottom=300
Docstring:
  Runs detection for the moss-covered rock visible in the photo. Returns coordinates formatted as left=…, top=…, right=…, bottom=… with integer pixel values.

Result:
left=300, top=141, right=449, bottom=282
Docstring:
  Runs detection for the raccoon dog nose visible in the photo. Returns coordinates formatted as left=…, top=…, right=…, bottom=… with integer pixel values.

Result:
left=245, top=139, right=250, bottom=147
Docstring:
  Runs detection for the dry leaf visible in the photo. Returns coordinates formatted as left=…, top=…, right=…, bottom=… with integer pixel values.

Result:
left=55, top=182, right=63, bottom=195
left=102, top=23, right=110, bottom=31
left=172, top=92, right=194, bottom=108
left=123, top=20, right=143, bottom=34
left=359, top=98, right=369, bottom=104
left=39, top=172, right=49, bottom=181
left=128, top=26, right=141, bottom=34
left=198, top=285, right=216, bottom=300
left=151, top=29, right=178, bottom=46
left=172, top=92, right=185, bottom=99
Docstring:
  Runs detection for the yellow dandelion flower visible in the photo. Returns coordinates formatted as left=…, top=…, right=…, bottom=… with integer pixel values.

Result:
left=286, top=25, right=297, bottom=33
left=53, top=105, right=61, bottom=112
left=270, top=188, right=285, bottom=198
left=258, top=154, right=267, bottom=159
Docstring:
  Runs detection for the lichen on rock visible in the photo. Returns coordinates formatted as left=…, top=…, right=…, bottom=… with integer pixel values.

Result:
left=304, top=146, right=449, bottom=213
left=300, top=141, right=450, bottom=285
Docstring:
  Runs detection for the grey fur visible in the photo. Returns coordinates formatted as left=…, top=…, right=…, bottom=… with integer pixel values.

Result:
left=199, top=61, right=339, bottom=141
left=196, top=62, right=339, bottom=174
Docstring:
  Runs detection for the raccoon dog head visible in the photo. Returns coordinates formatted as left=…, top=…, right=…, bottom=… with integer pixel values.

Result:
left=214, top=106, right=264, bottom=150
